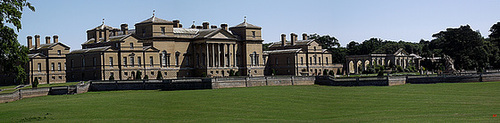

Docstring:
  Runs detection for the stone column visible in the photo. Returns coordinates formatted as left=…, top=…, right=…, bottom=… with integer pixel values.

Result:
left=212, top=43, right=215, bottom=67
left=233, top=44, right=236, bottom=67
left=205, top=43, right=209, bottom=67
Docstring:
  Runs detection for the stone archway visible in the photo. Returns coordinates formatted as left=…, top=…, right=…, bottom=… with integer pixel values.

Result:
left=364, top=60, right=370, bottom=71
left=356, top=60, right=363, bottom=74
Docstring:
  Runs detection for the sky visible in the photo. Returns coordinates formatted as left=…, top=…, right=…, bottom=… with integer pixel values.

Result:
left=15, top=0, right=500, bottom=50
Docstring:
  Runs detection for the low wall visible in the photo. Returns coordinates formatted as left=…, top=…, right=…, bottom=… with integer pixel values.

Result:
left=315, top=76, right=406, bottom=86
left=0, top=82, right=90, bottom=103
left=211, top=76, right=315, bottom=89
left=407, top=73, right=500, bottom=84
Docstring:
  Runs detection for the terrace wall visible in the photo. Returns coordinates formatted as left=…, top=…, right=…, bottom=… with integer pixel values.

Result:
left=211, top=76, right=316, bottom=89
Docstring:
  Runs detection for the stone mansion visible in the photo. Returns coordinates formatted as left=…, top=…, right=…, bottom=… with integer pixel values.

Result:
left=24, top=14, right=343, bottom=83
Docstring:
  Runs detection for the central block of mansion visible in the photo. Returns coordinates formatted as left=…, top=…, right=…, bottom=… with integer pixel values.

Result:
left=66, top=15, right=265, bottom=81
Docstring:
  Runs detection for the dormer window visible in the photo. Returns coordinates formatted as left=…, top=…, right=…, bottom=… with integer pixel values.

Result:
left=161, top=27, right=166, bottom=35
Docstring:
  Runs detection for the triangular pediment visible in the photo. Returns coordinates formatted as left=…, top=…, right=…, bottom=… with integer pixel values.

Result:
left=206, top=29, right=237, bottom=39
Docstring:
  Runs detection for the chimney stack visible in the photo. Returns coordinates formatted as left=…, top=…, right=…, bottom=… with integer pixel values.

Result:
left=196, top=26, right=203, bottom=29
left=281, top=34, right=286, bottom=47
left=53, top=35, right=59, bottom=43
left=27, top=36, right=33, bottom=49
left=211, top=25, right=217, bottom=29
left=302, top=33, right=308, bottom=40
left=121, top=24, right=128, bottom=35
left=202, top=22, right=209, bottom=29
left=35, top=35, right=40, bottom=48
left=173, top=20, right=180, bottom=28
left=290, top=33, right=297, bottom=46
left=220, top=23, right=228, bottom=30
left=45, top=36, right=51, bottom=44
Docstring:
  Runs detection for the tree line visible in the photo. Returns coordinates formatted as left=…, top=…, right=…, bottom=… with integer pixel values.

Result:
left=264, top=22, right=500, bottom=71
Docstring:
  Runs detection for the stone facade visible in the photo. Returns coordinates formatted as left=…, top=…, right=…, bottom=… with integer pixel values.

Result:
left=264, top=33, right=343, bottom=76
left=66, top=15, right=265, bottom=81
left=26, top=35, right=70, bottom=84
left=345, top=48, right=421, bottom=74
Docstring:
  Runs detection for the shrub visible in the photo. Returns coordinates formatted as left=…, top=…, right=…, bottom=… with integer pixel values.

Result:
left=377, top=70, right=384, bottom=77
left=272, top=69, right=276, bottom=75
left=156, top=71, right=163, bottom=80
left=396, top=65, right=404, bottom=72
left=329, top=70, right=335, bottom=76
left=323, top=70, right=328, bottom=76
left=229, top=70, right=235, bottom=76
left=32, top=79, right=39, bottom=88
left=109, top=75, right=114, bottom=81
left=144, top=75, right=149, bottom=80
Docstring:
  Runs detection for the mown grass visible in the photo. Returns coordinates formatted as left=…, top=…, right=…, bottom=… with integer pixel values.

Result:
left=0, top=82, right=499, bottom=122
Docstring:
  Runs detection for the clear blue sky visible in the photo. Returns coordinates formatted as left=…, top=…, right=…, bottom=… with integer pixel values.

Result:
left=16, top=0, right=500, bottom=50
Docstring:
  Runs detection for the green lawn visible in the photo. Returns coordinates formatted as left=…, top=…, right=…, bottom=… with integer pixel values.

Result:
left=1, top=82, right=499, bottom=122
left=0, top=82, right=81, bottom=94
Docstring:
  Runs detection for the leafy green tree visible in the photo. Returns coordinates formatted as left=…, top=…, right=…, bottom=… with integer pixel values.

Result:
left=135, top=71, right=142, bottom=80
left=308, top=34, right=340, bottom=49
left=262, top=43, right=272, bottom=51
left=32, top=78, right=38, bottom=88
left=156, top=71, right=163, bottom=80
left=0, top=0, right=35, bottom=85
left=431, top=25, right=489, bottom=70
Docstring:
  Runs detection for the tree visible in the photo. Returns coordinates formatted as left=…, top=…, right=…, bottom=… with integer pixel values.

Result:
left=31, top=78, right=38, bottom=88
left=156, top=71, right=163, bottom=80
left=431, top=25, right=489, bottom=70
left=0, top=0, right=35, bottom=85
left=262, top=43, right=272, bottom=51
left=135, top=71, right=142, bottom=80
left=490, top=22, right=500, bottom=44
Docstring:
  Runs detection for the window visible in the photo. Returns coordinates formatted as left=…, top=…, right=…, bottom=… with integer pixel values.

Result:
left=130, top=56, right=134, bottom=67
left=263, top=56, right=267, bottom=65
left=123, top=57, right=127, bottom=67
left=319, top=57, right=322, bottom=65
left=71, top=59, right=74, bottom=68
left=326, top=57, right=329, bottom=65
left=110, top=72, right=114, bottom=80
left=64, top=62, right=66, bottom=70
left=275, top=57, right=278, bottom=65
left=161, top=51, right=167, bottom=67
left=115, top=43, right=119, bottom=48
left=252, top=31, right=256, bottom=38
left=130, top=43, right=134, bottom=49
left=58, top=63, right=61, bottom=71
left=138, top=56, right=141, bottom=66
left=37, top=63, right=41, bottom=72
left=287, top=57, right=290, bottom=65
left=150, top=56, right=153, bottom=67
left=314, top=57, right=317, bottom=65
left=109, top=57, right=113, bottom=67
left=161, top=27, right=166, bottom=35
left=301, top=57, right=304, bottom=65
left=58, top=76, right=62, bottom=79
left=142, top=29, right=146, bottom=37
left=314, top=46, right=316, bottom=51
left=175, top=52, right=180, bottom=66
left=93, top=57, right=96, bottom=67
left=310, top=57, right=312, bottom=65
left=82, top=59, right=85, bottom=67
left=124, top=72, right=128, bottom=76
left=51, top=63, right=55, bottom=71
left=57, top=50, right=61, bottom=56
left=185, top=55, right=189, bottom=66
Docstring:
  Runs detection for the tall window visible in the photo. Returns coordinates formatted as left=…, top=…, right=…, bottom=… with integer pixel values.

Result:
left=314, top=57, right=317, bottom=65
left=130, top=56, right=135, bottom=67
left=326, top=57, right=329, bottom=65
left=287, top=57, right=290, bottom=65
left=51, top=63, right=55, bottom=71
left=64, top=62, right=66, bottom=70
left=252, top=31, right=256, bottom=38
left=93, top=57, right=96, bottom=67
left=275, top=57, right=278, bottom=65
left=82, top=59, right=85, bottom=67
left=309, top=57, right=312, bottom=65
left=301, top=57, right=304, bottom=65
left=142, top=29, right=146, bottom=37
left=109, top=57, right=113, bottom=68
left=37, top=63, right=41, bottom=72
left=319, top=57, right=322, bottom=65
left=162, top=51, right=167, bottom=67
left=150, top=56, right=153, bottom=67
left=175, top=52, right=180, bottom=66
left=58, top=63, right=61, bottom=71
left=138, top=56, right=141, bottom=66
left=123, top=57, right=127, bottom=67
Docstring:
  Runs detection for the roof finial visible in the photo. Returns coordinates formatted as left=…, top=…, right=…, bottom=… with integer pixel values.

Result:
left=193, top=20, right=195, bottom=24
left=153, top=10, right=155, bottom=16
left=244, top=16, right=247, bottom=23
left=102, top=18, right=105, bottom=24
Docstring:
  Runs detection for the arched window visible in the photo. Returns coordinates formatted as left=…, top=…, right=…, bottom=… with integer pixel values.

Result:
left=175, top=52, right=180, bottom=66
